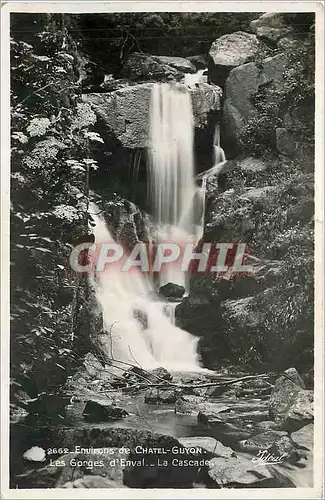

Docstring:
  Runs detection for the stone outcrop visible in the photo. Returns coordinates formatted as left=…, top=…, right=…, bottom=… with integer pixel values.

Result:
left=83, top=82, right=221, bottom=148
left=269, top=368, right=313, bottom=431
left=209, top=31, right=259, bottom=86
left=120, top=52, right=196, bottom=82
left=250, top=13, right=293, bottom=44
left=223, top=53, right=287, bottom=146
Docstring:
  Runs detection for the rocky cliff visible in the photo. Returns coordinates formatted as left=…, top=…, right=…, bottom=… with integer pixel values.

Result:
left=175, top=12, right=314, bottom=374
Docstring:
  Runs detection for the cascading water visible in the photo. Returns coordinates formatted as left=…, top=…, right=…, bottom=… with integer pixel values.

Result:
left=90, top=204, right=200, bottom=371
left=90, top=84, right=226, bottom=372
left=148, top=83, right=202, bottom=288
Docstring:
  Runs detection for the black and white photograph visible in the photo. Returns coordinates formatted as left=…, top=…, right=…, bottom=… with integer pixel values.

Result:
left=1, top=1, right=323, bottom=497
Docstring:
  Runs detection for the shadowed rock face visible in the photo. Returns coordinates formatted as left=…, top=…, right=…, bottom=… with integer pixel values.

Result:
left=223, top=53, right=287, bottom=146
left=82, top=82, right=221, bottom=149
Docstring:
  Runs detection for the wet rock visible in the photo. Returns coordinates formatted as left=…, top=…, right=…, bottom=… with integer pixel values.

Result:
left=224, top=53, right=286, bottom=146
left=150, top=367, right=173, bottom=381
left=238, top=430, right=288, bottom=453
left=208, top=453, right=274, bottom=487
left=178, top=437, right=235, bottom=458
left=209, top=31, right=259, bottom=86
left=83, top=400, right=128, bottom=422
left=291, top=423, right=313, bottom=451
left=144, top=388, right=177, bottom=404
left=159, top=282, right=185, bottom=299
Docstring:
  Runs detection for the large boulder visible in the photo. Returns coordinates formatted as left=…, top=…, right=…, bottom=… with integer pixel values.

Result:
left=83, top=82, right=221, bottom=148
left=209, top=31, right=259, bottom=86
left=280, top=390, right=314, bottom=432
left=224, top=53, right=287, bottom=147
left=269, top=368, right=313, bottom=431
left=250, top=13, right=292, bottom=43
left=208, top=453, right=278, bottom=487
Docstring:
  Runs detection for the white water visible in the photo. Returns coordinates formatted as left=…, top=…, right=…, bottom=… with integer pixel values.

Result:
left=148, top=83, right=202, bottom=288
left=91, top=85, right=226, bottom=372
left=91, top=206, right=200, bottom=371
left=184, top=69, right=207, bottom=88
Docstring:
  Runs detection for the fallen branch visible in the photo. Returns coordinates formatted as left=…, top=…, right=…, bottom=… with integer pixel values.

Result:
left=99, top=372, right=273, bottom=393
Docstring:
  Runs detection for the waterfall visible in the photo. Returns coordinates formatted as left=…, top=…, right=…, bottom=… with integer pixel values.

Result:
left=148, top=83, right=200, bottom=288
left=89, top=85, right=226, bottom=372
left=213, top=123, right=226, bottom=164
left=90, top=205, right=200, bottom=371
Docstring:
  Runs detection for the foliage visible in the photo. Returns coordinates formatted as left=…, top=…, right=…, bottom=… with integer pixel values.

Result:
left=11, top=12, right=261, bottom=81
left=10, top=15, right=102, bottom=405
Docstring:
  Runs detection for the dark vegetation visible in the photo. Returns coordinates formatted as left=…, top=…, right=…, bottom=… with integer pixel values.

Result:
left=10, top=14, right=102, bottom=411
